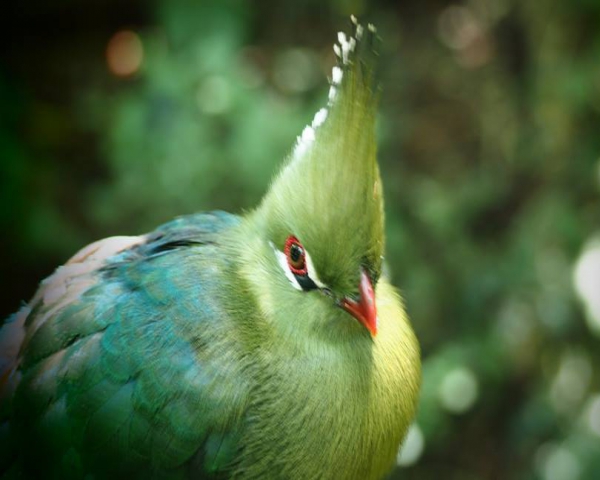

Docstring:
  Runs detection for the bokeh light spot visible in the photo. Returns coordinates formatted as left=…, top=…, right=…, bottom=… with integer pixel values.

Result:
left=495, top=298, right=535, bottom=351
left=535, top=443, right=581, bottom=480
left=439, top=366, right=479, bottom=414
left=397, top=423, right=425, bottom=467
left=550, top=350, right=592, bottom=413
left=106, top=30, right=144, bottom=77
left=438, top=6, right=479, bottom=50
left=273, top=48, right=320, bottom=94
left=573, top=239, right=600, bottom=336
left=587, top=394, right=600, bottom=437
left=437, top=5, right=492, bottom=68
left=197, top=75, right=232, bottom=115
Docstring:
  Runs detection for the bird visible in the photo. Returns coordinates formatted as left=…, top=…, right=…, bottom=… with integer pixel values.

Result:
left=0, top=17, right=420, bottom=480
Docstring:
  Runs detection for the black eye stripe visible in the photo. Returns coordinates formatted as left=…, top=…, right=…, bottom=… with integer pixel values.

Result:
left=294, top=273, right=318, bottom=291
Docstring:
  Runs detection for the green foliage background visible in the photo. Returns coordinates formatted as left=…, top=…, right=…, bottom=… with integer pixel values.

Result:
left=1, top=0, right=600, bottom=478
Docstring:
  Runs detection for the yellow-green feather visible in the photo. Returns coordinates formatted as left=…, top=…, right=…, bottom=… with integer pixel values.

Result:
left=228, top=19, right=421, bottom=479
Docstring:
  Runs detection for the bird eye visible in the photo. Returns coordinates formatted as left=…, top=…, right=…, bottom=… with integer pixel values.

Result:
left=284, top=235, right=307, bottom=275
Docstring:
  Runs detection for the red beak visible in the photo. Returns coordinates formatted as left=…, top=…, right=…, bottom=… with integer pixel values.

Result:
left=340, top=268, right=377, bottom=336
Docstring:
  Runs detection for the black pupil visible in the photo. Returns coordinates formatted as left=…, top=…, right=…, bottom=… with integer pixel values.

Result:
left=290, top=244, right=303, bottom=263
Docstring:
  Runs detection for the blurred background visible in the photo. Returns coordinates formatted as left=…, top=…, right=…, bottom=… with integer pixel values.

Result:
left=1, top=0, right=600, bottom=478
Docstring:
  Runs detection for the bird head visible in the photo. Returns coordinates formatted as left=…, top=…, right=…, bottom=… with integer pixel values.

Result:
left=244, top=19, right=385, bottom=341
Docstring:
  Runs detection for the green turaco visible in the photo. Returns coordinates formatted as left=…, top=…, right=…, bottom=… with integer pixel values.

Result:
left=0, top=18, right=420, bottom=479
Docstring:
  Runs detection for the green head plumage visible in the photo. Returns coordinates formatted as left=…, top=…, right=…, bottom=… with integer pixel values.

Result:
left=246, top=19, right=386, bottom=339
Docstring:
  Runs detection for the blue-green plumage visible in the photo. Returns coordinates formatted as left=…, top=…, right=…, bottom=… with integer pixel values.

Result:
left=0, top=20, right=420, bottom=480
left=5, top=212, right=247, bottom=478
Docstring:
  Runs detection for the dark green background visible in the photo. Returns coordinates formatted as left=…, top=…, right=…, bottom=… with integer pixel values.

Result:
left=1, top=0, right=599, bottom=478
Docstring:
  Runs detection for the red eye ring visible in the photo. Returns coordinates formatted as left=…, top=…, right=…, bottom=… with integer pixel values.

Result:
left=284, top=235, right=307, bottom=276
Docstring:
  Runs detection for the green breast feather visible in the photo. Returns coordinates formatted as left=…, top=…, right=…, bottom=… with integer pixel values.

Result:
left=0, top=18, right=420, bottom=480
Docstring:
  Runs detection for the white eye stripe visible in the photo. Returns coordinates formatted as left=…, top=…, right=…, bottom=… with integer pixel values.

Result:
left=274, top=247, right=302, bottom=291
left=270, top=241, right=326, bottom=291
left=304, top=250, right=326, bottom=288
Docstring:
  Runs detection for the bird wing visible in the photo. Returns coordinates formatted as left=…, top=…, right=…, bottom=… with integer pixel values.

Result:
left=1, top=211, right=249, bottom=479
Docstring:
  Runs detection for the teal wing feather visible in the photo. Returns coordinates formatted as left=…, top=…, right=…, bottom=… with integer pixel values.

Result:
left=1, top=211, right=250, bottom=479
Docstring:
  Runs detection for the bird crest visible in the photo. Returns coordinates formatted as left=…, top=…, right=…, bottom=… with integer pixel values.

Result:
left=258, top=16, right=384, bottom=296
